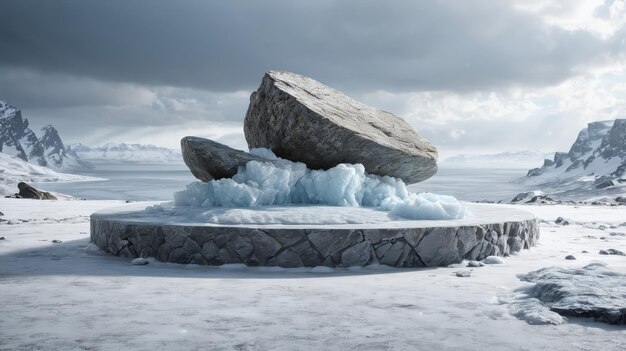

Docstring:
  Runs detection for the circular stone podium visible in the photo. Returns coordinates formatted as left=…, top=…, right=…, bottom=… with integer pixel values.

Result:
left=90, top=203, right=539, bottom=268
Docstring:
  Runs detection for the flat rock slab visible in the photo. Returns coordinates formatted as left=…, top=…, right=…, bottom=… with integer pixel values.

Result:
left=181, top=136, right=271, bottom=181
left=516, top=262, right=626, bottom=325
left=244, top=71, right=438, bottom=184
left=91, top=204, right=539, bottom=268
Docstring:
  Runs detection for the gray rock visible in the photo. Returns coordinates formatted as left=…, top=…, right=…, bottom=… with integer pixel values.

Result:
left=508, top=236, right=523, bottom=253
left=201, top=241, right=219, bottom=261
left=181, top=136, right=271, bottom=182
left=273, top=249, right=303, bottom=268
left=599, top=248, right=626, bottom=256
left=555, top=217, right=569, bottom=225
left=340, top=241, right=371, bottom=267
left=517, top=262, right=626, bottom=325
left=91, top=212, right=539, bottom=268
left=130, top=257, right=149, bottom=265
left=467, top=260, right=484, bottom=267
left=0, top=237, right=5, bottom=240
left=51, top=239, right=62, bottom=243
left=482, top=256, right=505, bottom=264
left=378, top=241, right=409, bottom=266
left=455, top=270, right=472, bottom=277
left=565, top=255, right=576, bottom=260
left=244, top=71, right=438, bottom=184
left=12, top=182, right=57, bottom=200
left=248, top=230, right=282, bottom=260
left=415, top=227, right=458, bottom=266
left=182, top=238, right=201, bottom=255
left=290, top=240, right=323, bottom=266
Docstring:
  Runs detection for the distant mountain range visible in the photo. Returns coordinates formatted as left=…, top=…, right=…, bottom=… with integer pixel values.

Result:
left=444, top=151, right=555, bottom=168
left=519, top=119, right=626, bottom=200
left=68, top=143, right=183, bottom=164
left=0, top=100, right=91, bottom=171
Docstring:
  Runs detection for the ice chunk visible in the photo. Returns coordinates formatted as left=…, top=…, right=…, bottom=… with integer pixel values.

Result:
left=173, top=156, right=465, bottom=221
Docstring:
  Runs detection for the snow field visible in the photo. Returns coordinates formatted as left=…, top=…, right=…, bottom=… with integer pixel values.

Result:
left=0, top=199, right=625, bottom=350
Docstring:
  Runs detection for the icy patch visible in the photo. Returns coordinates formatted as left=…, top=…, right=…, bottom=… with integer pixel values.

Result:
left=511, top=262, right=626, bottom=325
left=172, top=150, right=465, bottom=221
left=508, top=297, right=565, bottom=325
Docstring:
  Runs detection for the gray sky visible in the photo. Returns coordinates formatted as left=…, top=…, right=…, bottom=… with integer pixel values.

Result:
left=1, top=0, right=625, bottom=157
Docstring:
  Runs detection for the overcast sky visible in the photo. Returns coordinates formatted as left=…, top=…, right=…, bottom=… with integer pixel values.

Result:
left=1, top=0, right=625, bottom=157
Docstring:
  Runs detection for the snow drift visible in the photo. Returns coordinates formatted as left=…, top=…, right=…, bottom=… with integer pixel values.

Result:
left=173, top=149, right=465, bottom=220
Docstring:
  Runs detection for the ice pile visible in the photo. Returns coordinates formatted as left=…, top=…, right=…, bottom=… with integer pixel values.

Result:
left=173, top=149, right=465, bottom=221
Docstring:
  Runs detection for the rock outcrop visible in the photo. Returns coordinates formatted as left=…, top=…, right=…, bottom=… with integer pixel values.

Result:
left=516, top=262, right=626, bottom=325
left=5, top=182, right=57, bottom=200
left=181, top=136, right=272, bottom=181
left=525, top=120, right=626, bottom=185
left=521, top=119, right=626, bottom=200
left=244, top=71, right=438, bottom=184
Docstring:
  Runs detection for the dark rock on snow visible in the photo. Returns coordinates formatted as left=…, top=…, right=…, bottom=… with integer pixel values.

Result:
left=555, top=217, right=569, bottom=225
left=5, top=182, right=57, bottom=200
left=181, top=136, right=274, bottom=182
left=599, top=249, right=625, bottom=256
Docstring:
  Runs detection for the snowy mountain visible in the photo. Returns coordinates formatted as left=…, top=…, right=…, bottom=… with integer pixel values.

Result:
left=520, top=119, right=626, bottom=199
left=0, top=152, right=101, bottom=196
left=444, top=151, right=555, bottom=168
left=0, top=100, right=91, bottom=171
left=68, top=143, right=183, bottom=164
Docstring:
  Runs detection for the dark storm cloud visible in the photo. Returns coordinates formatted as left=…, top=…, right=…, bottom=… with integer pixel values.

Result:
left=0, top=0, right=620, bottom=94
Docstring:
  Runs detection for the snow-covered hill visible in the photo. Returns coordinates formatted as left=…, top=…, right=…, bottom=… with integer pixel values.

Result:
left=0, top=100, right=91, bottom=171
left=0, top=152, right=101, bottom=196
left=444, top=151, right=554, bottom=168
left=519, top=119, right=626, bottom=200
left=68, top=143, right=183, bottom=164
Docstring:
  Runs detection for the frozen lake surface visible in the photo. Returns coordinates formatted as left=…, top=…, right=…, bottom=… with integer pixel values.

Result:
left=32, top=163, right=531, bottom=202
left=33, top=162, right=196, bottom=201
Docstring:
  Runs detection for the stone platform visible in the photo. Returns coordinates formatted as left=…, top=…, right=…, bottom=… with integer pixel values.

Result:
left=90, top=204, right=539, bottom=268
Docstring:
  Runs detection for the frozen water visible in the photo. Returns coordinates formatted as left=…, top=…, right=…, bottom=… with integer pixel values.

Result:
left=172, top=149, right=465, bottom=221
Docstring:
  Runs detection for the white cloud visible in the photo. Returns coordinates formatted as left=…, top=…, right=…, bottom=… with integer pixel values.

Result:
left=514, top=0, right=626, bottom=38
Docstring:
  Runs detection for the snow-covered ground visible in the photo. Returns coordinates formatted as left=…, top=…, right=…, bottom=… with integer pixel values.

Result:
left=0, top=152, right=104, bottom=196
left=1, top=198, right=625, bottom=350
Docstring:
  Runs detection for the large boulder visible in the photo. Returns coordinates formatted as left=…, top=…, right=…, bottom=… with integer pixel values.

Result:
left=11, top=182, right=57, bottom=200
left=181, top=136, right=271, bottom=181
left=244, top=71, right=438, bottom=184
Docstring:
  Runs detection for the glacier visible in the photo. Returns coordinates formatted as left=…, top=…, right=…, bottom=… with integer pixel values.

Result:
left=172, top=149, right=465, bottom=220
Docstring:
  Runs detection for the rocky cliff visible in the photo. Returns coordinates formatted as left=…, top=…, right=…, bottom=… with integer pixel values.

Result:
left=0, top=100, right=90, bottom=170
left=524, top=119, right=626, bottom=190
